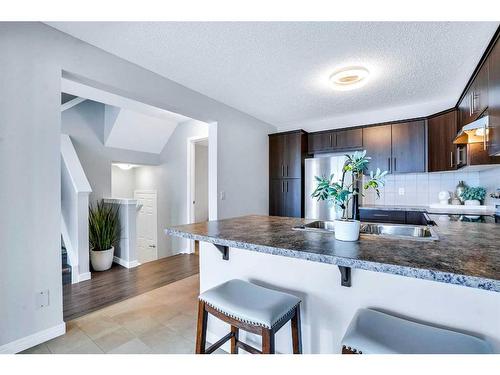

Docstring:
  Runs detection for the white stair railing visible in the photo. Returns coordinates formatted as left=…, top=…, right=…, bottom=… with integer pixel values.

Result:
left=61, top=134, right=92, bottom=283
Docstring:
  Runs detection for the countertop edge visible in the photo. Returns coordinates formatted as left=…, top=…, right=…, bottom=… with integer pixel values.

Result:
left=165, top=228, right=500, bottom=293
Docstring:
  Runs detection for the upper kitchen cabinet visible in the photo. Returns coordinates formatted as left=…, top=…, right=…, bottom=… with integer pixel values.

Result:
left=336, top=128, right=363, bottom=150
left=362, top=124, right=392, bottom=174
left=308, top=128, right=362, bottom=154
left=489, top=34, right=500, bottom=156
left=308, top=131, right=336, bottom=153
left=269, top=130, right=307, bottom=179
left=459, top=61, right=489, bottom=128
left=391, top=120, right=426, bottom=173
left=428, top=111, right=458, bottom=172
left=363, top=121, right=426, bottom=174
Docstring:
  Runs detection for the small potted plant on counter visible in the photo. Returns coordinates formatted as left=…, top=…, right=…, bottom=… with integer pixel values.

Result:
left=460, top=186, right=487, bottom=206
left=89, top=200, right=120, bottom=271
left=312, top=150, right=387, bottom=242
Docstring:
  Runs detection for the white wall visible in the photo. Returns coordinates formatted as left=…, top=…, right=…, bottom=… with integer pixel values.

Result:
left=0, top=22, right=276, bottom=351
left=195, top=143, right=209, bottom=222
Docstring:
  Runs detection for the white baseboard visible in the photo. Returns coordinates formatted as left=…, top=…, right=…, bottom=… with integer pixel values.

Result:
left=178, top=249, right=194, bottom=255
left=113, top=256, right=139, bottom=268
left=0, top=322, right=66, bottom=354
left=78, top=272, right=91, bottom=282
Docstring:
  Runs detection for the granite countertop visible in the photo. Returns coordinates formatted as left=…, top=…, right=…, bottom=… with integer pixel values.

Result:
left=165, top=215, right=500, bottom=292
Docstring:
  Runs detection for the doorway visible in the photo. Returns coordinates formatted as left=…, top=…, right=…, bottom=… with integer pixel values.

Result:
left=134, top=190, right=158, bottom=264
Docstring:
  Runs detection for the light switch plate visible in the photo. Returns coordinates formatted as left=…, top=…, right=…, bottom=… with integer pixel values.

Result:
left=220, top=191, right=226, bottom=200
left=398, top=188, right=405, bottom=196
left=36, top=290, right=50, bottom=309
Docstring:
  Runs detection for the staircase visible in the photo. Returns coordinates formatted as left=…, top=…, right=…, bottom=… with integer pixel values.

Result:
left=61, top=245, right=72, bottom=286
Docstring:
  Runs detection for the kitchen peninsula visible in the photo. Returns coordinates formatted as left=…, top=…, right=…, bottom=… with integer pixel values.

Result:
left=166, top=214, right=500, bottom=354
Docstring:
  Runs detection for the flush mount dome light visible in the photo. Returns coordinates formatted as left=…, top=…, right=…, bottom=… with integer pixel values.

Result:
left=329, top=67, right=370, bottom=90
left=114, top=163, right=137, bottom=170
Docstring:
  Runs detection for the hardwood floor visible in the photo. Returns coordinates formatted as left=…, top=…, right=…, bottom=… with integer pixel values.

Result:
left=63, top=254, right=199, bottom=321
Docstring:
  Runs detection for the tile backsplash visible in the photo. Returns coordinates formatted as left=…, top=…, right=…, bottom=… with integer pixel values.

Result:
left=362, top=168, right=500, bottom=207
left=481, top=167, right=500, bottom=206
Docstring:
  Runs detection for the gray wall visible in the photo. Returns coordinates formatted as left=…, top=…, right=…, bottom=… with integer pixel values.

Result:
left=0, top=22, right=275, bottom=349
left=111, top=166, right=136, bottom=199
left=62, top=100, right=160, bottom=203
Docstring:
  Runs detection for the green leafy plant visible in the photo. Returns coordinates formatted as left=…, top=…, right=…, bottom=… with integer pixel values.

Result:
left=312, top=150, right=387, bottom=220
left=89, top=200, right=120, bottom=251
left=460, top=186, right=486, bottom=202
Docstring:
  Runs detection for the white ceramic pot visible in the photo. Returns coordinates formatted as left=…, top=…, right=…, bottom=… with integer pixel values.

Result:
left=334, top=219, right=361, bottom=242
left=464, top=199, right=481, bottom=206
left=90, top=246, right=114, bottom=271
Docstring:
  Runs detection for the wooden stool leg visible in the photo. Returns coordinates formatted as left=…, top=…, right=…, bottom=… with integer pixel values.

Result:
left=230, top=325, right=239, bottom=354
left=262, top=328, right=275, bottom=354
left=195, top=300, right=208, bottom=354
left=291, top=306, right=302, bottom=354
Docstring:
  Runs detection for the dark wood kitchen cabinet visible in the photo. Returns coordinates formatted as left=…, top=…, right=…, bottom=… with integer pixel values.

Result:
left=363, top=121, right=425, bottom=174
left=269, top=130, right=307, bottom=217
left=391, top=120, right=426, bottom=173
left=308, top=128, right=362, bottom=154
left=489, top=35, right=500, bottom=156
left=459, top=61, right=489, bottom=128
left=308, top=131, right=336, bottom=153
left=336, top=128, right=363, bottom=150
left=269, top=131, right=307, bottom=179
left=362, top=124, right=392, bottom=173
left=427, top=110, right=458, bottom=172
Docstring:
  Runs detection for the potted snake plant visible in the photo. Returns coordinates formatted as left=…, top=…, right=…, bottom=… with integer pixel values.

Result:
left=312, top=150, right=387, bottom=241
left=89, top=200, right=120, bottom=271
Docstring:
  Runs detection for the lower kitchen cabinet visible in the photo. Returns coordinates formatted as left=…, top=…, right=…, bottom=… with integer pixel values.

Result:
left=269, top=178, right=302, bottom=217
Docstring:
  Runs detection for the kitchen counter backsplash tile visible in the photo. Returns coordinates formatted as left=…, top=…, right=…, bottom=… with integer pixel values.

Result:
left=480, top=167, right=500, bottom=206
left=362, top=171, right=482, bottom=206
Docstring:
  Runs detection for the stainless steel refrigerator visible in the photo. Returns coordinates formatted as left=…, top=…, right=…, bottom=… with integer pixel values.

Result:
left=305, top=155, right=351, bottom=220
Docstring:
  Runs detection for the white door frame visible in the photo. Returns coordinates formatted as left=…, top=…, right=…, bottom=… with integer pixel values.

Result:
left=134, top=189, right=158, bottom=262
left=186, top=135, right=209, bottom=253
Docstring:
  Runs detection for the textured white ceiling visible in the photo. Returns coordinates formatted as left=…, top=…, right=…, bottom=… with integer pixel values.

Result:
left=48, top=22, right=498, bottom=131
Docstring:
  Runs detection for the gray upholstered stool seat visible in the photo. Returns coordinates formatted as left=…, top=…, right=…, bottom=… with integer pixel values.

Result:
left=199, top=279, right=301, bottom=329
left=342, top=308, right=492, bottom=354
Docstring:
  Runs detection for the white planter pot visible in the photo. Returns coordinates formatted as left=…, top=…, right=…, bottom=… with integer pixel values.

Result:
left=464, top=199, right=481, bottom=206
left=90, top=246, right=114, bottom=271
left=334, top=220, right=361, bottom=242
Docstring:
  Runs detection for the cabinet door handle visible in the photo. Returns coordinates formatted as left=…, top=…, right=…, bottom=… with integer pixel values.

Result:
left=281, top=164, right=284, bottom=177
left=286, top=181, right=289, bottom=192
left=286, top=165, right=289, bottom=177
left=450, top=151, right=454, bottom=168
left=388, top=157, right=391, bottom=172
left=282, top=181, right=284, bottom=193
left=393, top=157, right=397, bottom=172
left=329, top=134, right=332, bottom=147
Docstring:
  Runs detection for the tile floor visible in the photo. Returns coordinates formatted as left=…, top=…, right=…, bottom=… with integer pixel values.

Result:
left=22, top=274, right=224, bottom=354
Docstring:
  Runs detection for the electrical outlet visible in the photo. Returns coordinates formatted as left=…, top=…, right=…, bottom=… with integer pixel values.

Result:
left=36, top=290, right=50, bottom=309
left=219, top=191, right=226, bottom=200
left=398, top=187, right=405, bottom=196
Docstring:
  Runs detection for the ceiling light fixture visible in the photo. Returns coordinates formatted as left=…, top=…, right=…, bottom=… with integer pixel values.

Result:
left=329, top=66, right=370, bottom=91
left=114, top=163, right=137, bottom=170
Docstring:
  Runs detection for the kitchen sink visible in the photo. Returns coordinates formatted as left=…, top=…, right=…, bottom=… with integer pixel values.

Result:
left=293, top=221, right=439, bottom=241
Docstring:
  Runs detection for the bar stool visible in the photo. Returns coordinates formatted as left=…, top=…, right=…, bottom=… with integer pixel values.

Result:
left=195, top=279, right=302, bottom=354
left=341, top=308, right=492, bottom=354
